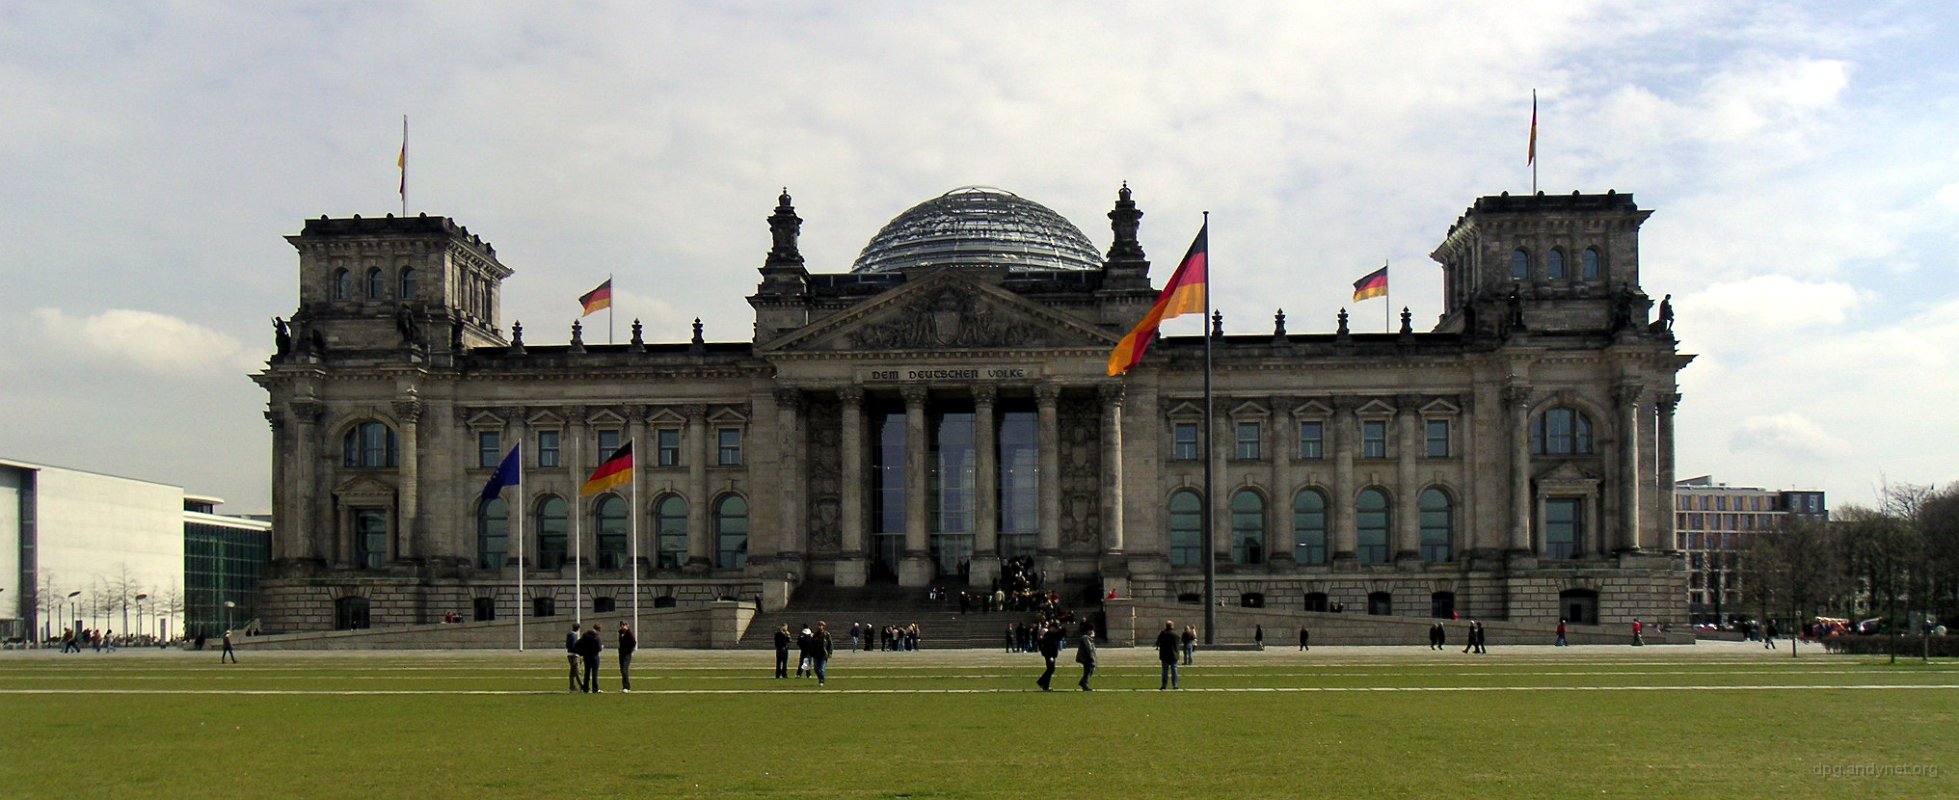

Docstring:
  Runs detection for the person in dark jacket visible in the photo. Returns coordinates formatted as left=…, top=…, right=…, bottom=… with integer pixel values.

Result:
left=773, top=624, right=792, bottom=678
left=618, top=623, right=637, bottom=693
left=575, top=625, right=604, bottom=693
left=1035, top=623, right=1064, bottom=691
left=1298, top=626, right=1310, bottom=651
left=1181, top=625, right=1196, bottom=665
left=1254, top=624, right=1264, bottom=650
left=1156, top=620, right=1181, bottom=690
left=566, top=622, right=583, bottom=693
left=811, top=621, right=834, bottom=686
left=1075, top=622, right=1098, bottom=691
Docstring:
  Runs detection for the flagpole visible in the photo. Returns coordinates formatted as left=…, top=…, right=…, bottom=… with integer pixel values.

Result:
left=608, top=272, right=615, bottom=345
left=399, top=114, right=407, bottom=217
left=1530, top=89, right=1538, bottom=195
left=515, top=448, right=525, bottom=652
left=629, top=438, right=640, bottom=636
left=574, top=494, right=583, bottom=627
left=1384, top=260, right=1392, bottom=332
left=1201, top=211, right=1216, bottom=646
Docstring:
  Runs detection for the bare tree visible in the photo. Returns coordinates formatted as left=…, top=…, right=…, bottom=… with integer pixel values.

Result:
left=104, top=563, right=141, bottom=644
left=1741, top=515, right=1842, bottom=658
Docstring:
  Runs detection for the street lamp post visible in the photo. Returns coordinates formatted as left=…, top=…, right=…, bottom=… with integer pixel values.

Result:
left=134, top=594, right=149, bottom=642
left=223, top=600, right=236, bottom=635
left=65, top=590, right=82, bottom=636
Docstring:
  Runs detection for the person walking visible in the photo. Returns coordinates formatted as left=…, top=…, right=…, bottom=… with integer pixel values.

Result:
left=810, top=621, right=834, bottom=686
left=1631, top=618, right=1645, bottom=647
left=1254, top=624, right=1264, bottom=650
left=566, top=622, right=584, bottom=693
left=1156, top=620, right=1182, bottom=690
left=1075, top=622, right=1098, bottom=691
left=1764, top=620, right=1779, bottom=650
left=1474, top=621, right=1488, bottom=654
left=1035, top=623, right=1064, bottom=691
left=1180, top=624, right=1196, bottom=666
left=1298, top=626, right=1310, bottom=652
left=795, top=626, right=813, bottom=678
left=617, top=623, right=637, bottom=693
left=576, top=624, right=604, bottom=693
left=1556, top=618, right=1568, bottom=647
left=220, top=630, right=238, bottom=663
left=773, top=624, right=792, bottom=679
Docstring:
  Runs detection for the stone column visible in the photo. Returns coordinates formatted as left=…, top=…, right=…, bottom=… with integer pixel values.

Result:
left=1035, top=383, right=1063, bottom=578
left=1505, top=384, right=1533, bottom=555
left=291, top=401, right=325, bottom=564
left=773, top=388, right=804, bottom=570
left=393, top=395, right=422, bottom=563
left=1394, top=394, right=1420, bottom=563
left=566, top=407, right=588, bottom=569
left=835, top=387, right=867, bottom=587
left=1269, top=398, right=1295, bottom=568
left=899, top=386, right=933, bottom=586
left=628, top=406, right=649, bottom=570
left=508, top=409, right=529, bottom=571
left=1331, top=397, right=1357, bottom=563
left=1211, top=403, right=1233, bottom=563
left=972, top=385, right=1000, bottom=587
left=265, top=410, right=289, bottom=562
left=1099, top=384, right=1126, bottom=556
left=684, top=404, right=711, bottom=571
left=1616, top=384, right=1643, bottom=553
left=1656, top=392, right=1680, bottom=553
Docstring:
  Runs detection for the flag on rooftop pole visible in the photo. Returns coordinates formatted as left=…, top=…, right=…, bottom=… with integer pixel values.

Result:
left=1352, top=264, right=1389, bottom=302
left=579, top=278, right=613, bottom=317
left=1528, top=90, right=1538, bottom=193
left=397, top=115, right=407, bottom=216
left=1106, top=222, right=1208, bottom=376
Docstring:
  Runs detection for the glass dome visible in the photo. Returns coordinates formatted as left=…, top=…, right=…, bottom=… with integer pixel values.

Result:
left=851, top=187, right=1103, bottom=273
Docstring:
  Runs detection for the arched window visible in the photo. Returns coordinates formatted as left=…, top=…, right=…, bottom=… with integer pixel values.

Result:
left=1510, top=249, right=1529, bottom=281
left=399, top=267, right=418, bottom=300
left=1547, top=249, right=1566, bottom=280
left=595, top=495, right=628, bottom=570
left=536, top=497, right=568, bottom=569
left=1230, top=490, right=1266, bottom=565
left=655, top=495, right=688, bottom=569
left=1356, top=489, right=1391, bottom=564
left=366, top=267, right=386, bottom=299
left=1293, top=489, right=1328, bottom=565
left=1367, top=591, right=1393, bottom=616
left=1581, top=247, right=1602, bottom=279
left=1532, top=407, right=1595, bottom=455
left=1168, top=490, right=1202, bottom=567
left=477, top=498, right=508, bottom=569
left=332, top=268, right=352, bottom=300
left=1419, top=488, right=1453, bottom=563
left=341, top=422, right=398, bottom=468
left=715, top=495, right=748, bottom=569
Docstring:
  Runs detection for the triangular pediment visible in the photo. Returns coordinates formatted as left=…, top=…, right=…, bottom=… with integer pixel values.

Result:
left=1291, top=399, right=1333, bottom=418
left=334, top=474, right=397, bottom=501
left=762, top=270, right=1120, bottom=353
left=1536, top=461, right=1602, bottom=484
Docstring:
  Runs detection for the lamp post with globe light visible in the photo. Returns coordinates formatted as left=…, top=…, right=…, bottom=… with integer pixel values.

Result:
left=135, top=594, right=149, bottom=642
left=224, top=600, right=235, bottom=636
left=65, top=591, right=81, bottom=636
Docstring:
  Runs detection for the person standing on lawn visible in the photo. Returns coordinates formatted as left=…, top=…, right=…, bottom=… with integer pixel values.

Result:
left=1181, top=624, right=1196, bottom=666
left=566, top=622, right=583, bottom=693
left=1157, top=620, right=1182, bottom=690
left=220, top=630, right=237, bottom=663
left=773, top=624, right=792, bottom=679
left=1036, top=622, right=1064, bottom=691
left=1075, top=622, right=1098, bottom=691
left=576, top=624, right=604, bottom=693
left=810, top=621, right=834, bottom=686
left=617, top=623, right=637, bottom=693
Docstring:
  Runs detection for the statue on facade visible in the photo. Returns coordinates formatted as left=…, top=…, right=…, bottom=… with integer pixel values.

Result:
left=272, top=317, right=291, bottom=356
left=395, top=306, right=421, bottom=346
left=1652, top=294, right=1674, bottom=334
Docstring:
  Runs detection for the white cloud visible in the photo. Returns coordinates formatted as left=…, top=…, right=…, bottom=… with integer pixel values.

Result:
left=1730, top=412, right=1852, bottom=461
left=28, top=308, right=259, bottom=379
left=1674, top=275, right=1861, bottom=346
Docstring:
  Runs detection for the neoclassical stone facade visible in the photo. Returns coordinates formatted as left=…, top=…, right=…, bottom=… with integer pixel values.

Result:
left=255, top=186, right=1691, bottom=633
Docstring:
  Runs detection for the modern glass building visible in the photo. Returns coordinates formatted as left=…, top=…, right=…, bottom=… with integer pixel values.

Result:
left=184, top=497, right=272, bottom=640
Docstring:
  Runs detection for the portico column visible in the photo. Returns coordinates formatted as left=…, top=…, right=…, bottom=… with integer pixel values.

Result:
left=290, top=401, right=324, bottom=564
left=393, top=396, right=422, bottom=563
left=508, top=409, right=529, bottom=570
left=1505, top=384, right=1533, bottom=555
left=1331, top=398, right=1357, bottom=563
left=1656, top=393, right=1680, bottom=553
left=836, top=387, right=867, bottom=586
left=1616, top=384, right=1643, bottom=553
left=1269, top=398, right=1295, bottom=567
left=1393, top=394, right=1420, bottom=563
left=1098, top=384, right=1125, bottom=556
left=1035, top=383, right=1063, bottom=577
left=567, top=407, right=589, bottom=568
left=772, top=389, right=806, bottom=571
left=628, top=406, right=649, bottom=569
left=684, top=404, right=711, bottom=571
left=899, top=386, right=933, bottom=586
left=972, top=385, right=1000, bottom=587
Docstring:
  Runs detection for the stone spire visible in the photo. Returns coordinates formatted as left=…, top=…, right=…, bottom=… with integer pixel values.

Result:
left=765, top=188, right=804, bottom=268
left=1100, top=182, right=1152, bottom=291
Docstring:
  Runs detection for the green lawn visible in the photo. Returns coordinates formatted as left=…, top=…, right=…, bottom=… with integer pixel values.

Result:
left=1, top=645, right=1952, bottom=799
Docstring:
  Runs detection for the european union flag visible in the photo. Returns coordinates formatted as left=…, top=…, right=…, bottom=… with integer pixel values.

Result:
left=480, top=446, right=521, bottom=500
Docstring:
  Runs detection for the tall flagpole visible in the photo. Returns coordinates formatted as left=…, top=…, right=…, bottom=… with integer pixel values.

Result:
left=398, top=115, right=407, bottom=217
left=1529, top=89, right=1539, bottom=194
left=1201, top=211, right=1216, bottom=646
left=1384, top=260, right=1392, bottom=332
left=574, top=494, right=583, bottom=627
left=516, top=450, right=525, bottom=651
left=629, top=439, right=640, bottom=635
left=608, top=272, right=615, bottom=345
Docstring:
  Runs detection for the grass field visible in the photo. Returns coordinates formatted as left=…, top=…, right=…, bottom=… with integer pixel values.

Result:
left=1, top=643, right=1952, bottom=799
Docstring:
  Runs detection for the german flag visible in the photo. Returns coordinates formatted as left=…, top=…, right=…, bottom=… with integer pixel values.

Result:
left=1107, top=223, right=1207, bottom=376
left=580, top=441, right=633, bottom=496
left=579, top=278, right=613, bottom=316
left=1352, top=265, right=1388, bottom=302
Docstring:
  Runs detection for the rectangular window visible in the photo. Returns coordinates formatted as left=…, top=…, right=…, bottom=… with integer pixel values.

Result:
left=1361, top=420, right=1388, bottom=459
left=354, top=508, right=389, bottom=569
left=1173, top=422, right=1198, bottom=461
left=1716, top=496, right=1728, bottom=511
left=1298, top=421, right=1324, bottom=460
left=656, top=428, right=681, bottom=467
left=1235, top=422, right=1261, bottom=460
left=1424, top=419, right=1450, bottom=458
left=1545, top=498, right=1582, bottom=560
left=477, top=431, right=501, bottom=468
left=717, top=428, right=742, bottom=465
left=597, top=429, right=621, bottom=462
left=537, top=430, right=561, bottom=468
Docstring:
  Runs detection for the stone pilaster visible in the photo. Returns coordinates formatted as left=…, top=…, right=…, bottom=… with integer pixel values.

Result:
left=1035, top=382, right=1063, bottom=578
left=773, top=388, right=805, bottom=571
left=835, top=387, right=867, bottom=587
left=1616, top=384, right=1643, bottom=553
left=972, top=385, right=1000, bottom=587
left=899, top=386, right=933, bottom=586
left=1505, top=383, right=1533, bottom=555
left=1331, top=397, right=1357, bottom=564
left=1099, top=383, right=1126, bottom=557
left=393, top=395, right=423, bottom=563
left=684, top=404, right=710, bottom=571
left=1394, top=393, right=1420, bottom=564
left=1657, top=392, right=1680, bottom=553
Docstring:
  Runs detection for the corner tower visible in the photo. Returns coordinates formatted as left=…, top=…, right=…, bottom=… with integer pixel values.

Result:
left=1431, top=191, right=1657, bottom=337
left=280, top=214, right=512, bottom=358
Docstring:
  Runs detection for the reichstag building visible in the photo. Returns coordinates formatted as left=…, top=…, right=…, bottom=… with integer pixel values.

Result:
left=255, top=184, right=1690, bottom=632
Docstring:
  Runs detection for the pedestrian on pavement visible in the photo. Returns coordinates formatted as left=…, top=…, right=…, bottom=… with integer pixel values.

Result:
left=220, top=630, right=237, bottom=663
left=1298, top=626, right=1310, bottom=652
left=773, top=624, right=791, bottom=678
left=1036, top=623, right=1064, bottom=691
left=1181, top=625, right=1196, bottom=666
left=1556, top=618, right=1568, bottom=647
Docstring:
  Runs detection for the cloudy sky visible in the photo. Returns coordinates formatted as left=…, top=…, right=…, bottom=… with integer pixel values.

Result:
left=3, top=2, right=1954, bottom=513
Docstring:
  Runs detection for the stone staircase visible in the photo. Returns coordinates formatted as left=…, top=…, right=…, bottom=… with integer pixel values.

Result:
left=737, top=582, right=1047, bottom=650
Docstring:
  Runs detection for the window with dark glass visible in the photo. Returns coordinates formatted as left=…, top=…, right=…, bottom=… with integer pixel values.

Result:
left=1293, top=490, right=1328, bottom=565
left=1235, top=422, right=1261, bottom=460
left=1367, top=591, right=1392, bottom=616
left=1356, top=489, right=1390, bottom=564
left=536, top=497, right=568, bottom=569
left=1303, top=592, right=1329, bottom=612
left=593, top=597, right=616, bottom=613
left=342, top=422, right=398, bottom=468
left=656, top=429, right=680, bottom=467
left=595, top=495, right=627, bottom=569
left=472, top=596, right=495, bottom=622
left=715, top=495, right=748, bottom=569
left=655, top=495, right=687, bottom=569
left=354, top=509, right=388, bottom=568
left=1230, top=490, right=1265, bottom=565
left=333, top=268, right=351, bottom=300
left=929, top=409, right=977, bottom=576
left=1425, top=419, right=1449, bottom=458
left=538, top=430, right=560, bottom=468
left=1547, top=249, right=1566, bottom=280
left=872, top=411, right=906, bottom=576
left=1531, top=408, right=1594, bottom=455
left=1298, top=421, right=1324, bottom=460
left=1545, top=497, right=1582, bottom=559
left=334, top=597, right=370, bottom=630
left=1431, top=591, right=1455, bottom=618
left=477, top=498, right=508, bottom=570
left=478, top=431, right=501, bottom=468
left=1173, top=422, right=1198, bottom=461
left=998, top=410, right=1039, bottom=559
left=1510, top=249, right=1529, bottom=281
left=366, top=267, right=386, bottom=299
left=597, top=430, right=621, bottom=463
left=1419, top=488, right=1452, bottom=562
left=533, top=596, right=556, bottom=618
left=717, top=428, right=742, bottom=466
left=1169, top=490, right=1202, bottom=567
left=400, top=267, right=418, bottom=300
left=1581, top=247, right=1601, bottom=279
left=1361, top=420, right=1388, bottom=459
